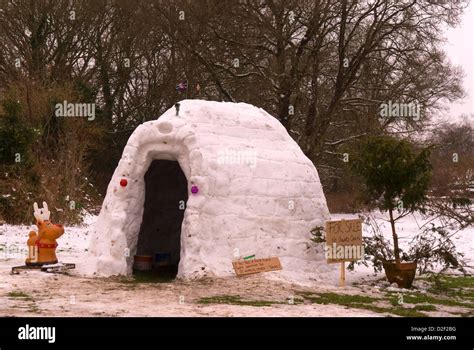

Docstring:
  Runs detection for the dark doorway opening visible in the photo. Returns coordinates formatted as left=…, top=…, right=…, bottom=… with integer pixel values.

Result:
left=135, top=160, right=188, bottom=281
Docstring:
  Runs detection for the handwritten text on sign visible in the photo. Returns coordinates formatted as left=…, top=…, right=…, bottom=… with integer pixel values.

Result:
left=232, top=257, right=282, bottom=276
left=325, top=219, right=363, bottom=263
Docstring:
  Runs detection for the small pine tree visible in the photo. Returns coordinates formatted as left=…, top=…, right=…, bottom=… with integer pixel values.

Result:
left=351, top=136, right=432, bottom=263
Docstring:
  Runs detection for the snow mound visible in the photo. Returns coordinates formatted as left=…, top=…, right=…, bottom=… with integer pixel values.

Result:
left=86, top=100, right=332, bottom=282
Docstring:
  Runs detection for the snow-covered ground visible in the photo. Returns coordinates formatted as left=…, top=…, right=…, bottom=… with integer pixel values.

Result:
left=0, top=212, right=472, bottom=317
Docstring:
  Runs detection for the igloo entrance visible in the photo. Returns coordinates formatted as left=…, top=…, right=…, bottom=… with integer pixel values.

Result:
left=135, top=159, right=188, bottom=279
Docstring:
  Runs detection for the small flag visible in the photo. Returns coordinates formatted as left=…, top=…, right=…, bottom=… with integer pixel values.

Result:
left=243, top=254, right=255, bottom=260
left=175, top=81, right=188, bottom=93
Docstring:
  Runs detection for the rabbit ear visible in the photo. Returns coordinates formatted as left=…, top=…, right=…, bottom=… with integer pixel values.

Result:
left=33, top=202, right=43, bottom=223
left=42, top=202, right=51, bottom=220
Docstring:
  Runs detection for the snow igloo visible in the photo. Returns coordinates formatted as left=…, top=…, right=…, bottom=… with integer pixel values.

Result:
left=88, top=100, right=331, bottom=282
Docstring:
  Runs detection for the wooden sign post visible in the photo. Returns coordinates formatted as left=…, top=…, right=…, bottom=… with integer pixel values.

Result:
left=325, top=219, right=363, bottom=288
left=340, top=260, right=345, bottom=288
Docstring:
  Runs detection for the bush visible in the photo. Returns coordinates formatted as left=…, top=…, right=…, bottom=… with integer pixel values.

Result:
left=0, top=87, right=102, bottom=225
left=0, top=99, right=34, bottom=166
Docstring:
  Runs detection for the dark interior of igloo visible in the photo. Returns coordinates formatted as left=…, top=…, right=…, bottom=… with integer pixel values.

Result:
left=135, top=159, right=188, bottom=279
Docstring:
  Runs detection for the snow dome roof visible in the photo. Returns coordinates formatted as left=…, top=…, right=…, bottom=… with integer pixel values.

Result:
left=87, top=100, right=332, bottom=283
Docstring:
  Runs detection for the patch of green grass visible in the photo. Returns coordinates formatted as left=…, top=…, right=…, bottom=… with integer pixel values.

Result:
left=389, top=306, right=429, bottom=317
left=386, top=291, right=473, bottom=309
left=299, top=292, right=380, bottom=305
left=197, top=295, right=297, bottom=307
left=8, top=290, right=39, bottom=313
left=7, top=291, right=34, bottom=301
left=299, top=292, right=429, bottom=317
left=424, top=275, right=474, bottom=300
left=380, top=275, right=474, bottom=312
left=429, top=275, right=474, bottom=289
left=388, top=296, right=436, bottom=311
left=412, top=304, right=437, bottom=312
left=28, top=305, right=40, bottom=313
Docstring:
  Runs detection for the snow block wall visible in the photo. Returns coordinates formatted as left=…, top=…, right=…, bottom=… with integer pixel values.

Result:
left=88, top=100, right=332, bottom=282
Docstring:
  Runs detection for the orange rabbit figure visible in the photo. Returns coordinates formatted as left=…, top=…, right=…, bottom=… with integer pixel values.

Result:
left=25, top=202, right=65, bottom=266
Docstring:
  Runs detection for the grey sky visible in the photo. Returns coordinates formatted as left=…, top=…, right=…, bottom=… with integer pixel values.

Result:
left=445, top=1, right=474, bottom=121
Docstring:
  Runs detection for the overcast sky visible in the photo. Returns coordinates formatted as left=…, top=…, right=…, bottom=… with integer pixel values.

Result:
left=445, top=1, right=474, bottom=122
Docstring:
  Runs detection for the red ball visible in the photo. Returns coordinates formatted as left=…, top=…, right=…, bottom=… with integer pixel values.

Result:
left=120, top=178, right=128, bottom=187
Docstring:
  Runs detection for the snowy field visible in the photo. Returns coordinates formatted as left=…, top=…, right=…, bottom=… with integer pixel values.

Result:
left=0, top=212, right=472, bottom=317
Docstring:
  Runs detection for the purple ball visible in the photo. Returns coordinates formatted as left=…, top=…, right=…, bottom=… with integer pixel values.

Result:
left=191, top=185, right=199, bottom=194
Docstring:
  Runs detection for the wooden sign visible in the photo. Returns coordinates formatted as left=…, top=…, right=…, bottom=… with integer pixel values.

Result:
left=232, top=257, right=282, bottom=276
left=325, top=219, right=363, bottom=288
left=325, top=219, right=363, bottom=263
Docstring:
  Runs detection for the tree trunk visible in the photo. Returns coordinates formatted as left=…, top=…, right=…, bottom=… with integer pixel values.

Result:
left=388, top=207, right=401, bottom=264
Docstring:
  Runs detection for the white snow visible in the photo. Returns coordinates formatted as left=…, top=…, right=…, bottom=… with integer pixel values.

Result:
left=87, top=100, right=332, bottom=282
left=0, top=211, right=472, bottom=316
